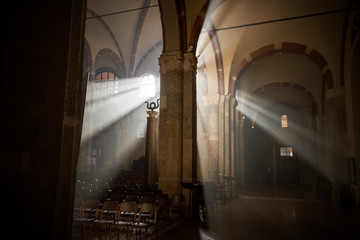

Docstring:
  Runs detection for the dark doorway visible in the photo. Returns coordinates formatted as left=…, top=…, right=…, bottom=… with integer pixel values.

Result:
left=277, top=147, right=299, bottom=186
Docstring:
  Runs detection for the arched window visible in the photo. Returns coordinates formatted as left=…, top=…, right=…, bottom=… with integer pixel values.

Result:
left=95, top=71, right=119, bottom=89
left=281, top=114, right=288, bottom=128
left=95, top=71, right=118, bottom=81
left=139, top=73, right=156, bottom=98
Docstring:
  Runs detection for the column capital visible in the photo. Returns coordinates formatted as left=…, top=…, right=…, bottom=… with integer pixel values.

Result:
left=146, top=110, right=158, bottom=118
left=158, top=50, right=184, bottom=74
left=222, top=94, right=238, bottom=107
left=183, top=52, right=198, bottom=72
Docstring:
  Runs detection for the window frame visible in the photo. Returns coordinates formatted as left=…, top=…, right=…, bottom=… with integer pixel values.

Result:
left=281, top=114, right=288, bottom=128
left=95, top=70, right=119, bottom=81
left=280, top=146, right=293, bottom=157
left=139, top=73, right=156, bottom=98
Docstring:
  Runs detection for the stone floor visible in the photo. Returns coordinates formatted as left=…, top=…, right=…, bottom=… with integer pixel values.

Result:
left=156, top=185, right=360, bottom=240
left=73, top=185, right=360, bottom=240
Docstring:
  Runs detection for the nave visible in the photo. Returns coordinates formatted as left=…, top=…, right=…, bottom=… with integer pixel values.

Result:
left=72, top=185, right=360, bottom=240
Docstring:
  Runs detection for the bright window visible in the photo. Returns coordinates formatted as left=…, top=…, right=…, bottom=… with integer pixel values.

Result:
left=95, top=71, right=118, bottom=81
left=137, top=122, right=146, bottom=138
left=139, top=74, right=156, bottom=98
left=280, top=147, right=293, bottom=156
left=281, top=114, right=288, bottom=128
left=95, top=71, right=119, bottom=89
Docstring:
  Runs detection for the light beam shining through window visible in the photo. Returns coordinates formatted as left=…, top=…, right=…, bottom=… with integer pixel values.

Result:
left=139, top=73, right=156, bottom=98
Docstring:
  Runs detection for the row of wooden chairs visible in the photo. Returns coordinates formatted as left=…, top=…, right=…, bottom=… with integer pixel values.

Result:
left=73, top=194, right=183, bottom=240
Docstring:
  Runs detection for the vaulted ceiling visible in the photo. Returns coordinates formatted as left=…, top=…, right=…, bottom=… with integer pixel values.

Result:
left=85, top=0, right=162, bottom=78
left=85, top=0, right=355, bottom=118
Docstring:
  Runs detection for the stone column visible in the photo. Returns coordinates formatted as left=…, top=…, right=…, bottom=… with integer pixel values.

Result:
left=239, top=114, right=246, bottom=185
left=218, top=95, right=226, bottom=184
left=230, top=97, right=238, bottom=195
left=158, top=51, right=184, bottom=197
left=158, top=50, right=198, bottom=216
left=228, top=96, right=238, bottom=198
left=224, top=95, right=231, bottom=181
left=234, top=104, right=240, bottom=188
left=158, top=51, right=199, bottom=197
left=145, top=110, right=158, bottom=186
left=208, top=98, right=220, bottom=182
left=197, top=95, right=209, bottom=181
left=219, top=94, right=238, bottom=198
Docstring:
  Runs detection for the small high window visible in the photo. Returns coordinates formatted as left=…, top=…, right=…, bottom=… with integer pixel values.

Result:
left=280, top=147, right=293, bottom=156
left=281, top=114, right=288, bottom=128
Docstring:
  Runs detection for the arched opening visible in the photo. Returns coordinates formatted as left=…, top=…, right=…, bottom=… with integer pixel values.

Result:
left=236, top=52, right=323, bottom=193
left=139, top=73, right=156, bottom=98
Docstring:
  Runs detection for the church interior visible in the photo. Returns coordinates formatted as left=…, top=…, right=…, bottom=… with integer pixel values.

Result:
left=3, top=0, right=360, bottom=239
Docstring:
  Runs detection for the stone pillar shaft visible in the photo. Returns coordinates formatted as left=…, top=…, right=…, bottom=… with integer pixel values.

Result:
left=239, top=116, right=246, bottom=185
left=208, top=100, right=220, bottom=182
left=219, top=94, right=238, bottom=197
left=158, top=51, right=198, bottom=198
left=145, top=111, right=158, bottom=185
left=218, top=95, right=225, bottom=183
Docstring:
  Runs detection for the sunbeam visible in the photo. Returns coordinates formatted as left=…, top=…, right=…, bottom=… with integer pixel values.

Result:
left=76, top=74, right=160, bottom=201
left=237, top=89, right=330, bottom=181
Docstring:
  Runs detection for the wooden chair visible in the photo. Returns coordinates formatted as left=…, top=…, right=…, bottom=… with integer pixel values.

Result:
left=111, top=192, right=124, bottom=203
left=141, top=196, right=156, bottom=204
left=125, top=195, right=140, bottom=204
left=129, top=202, right=157, bottom=240
left=92, top=200, right=118, bottom=240
left=111, top=201, right=137, bottom=240
left=73, top=199, right=99, bottom=240
left=73, top=198, right=83, bottom=218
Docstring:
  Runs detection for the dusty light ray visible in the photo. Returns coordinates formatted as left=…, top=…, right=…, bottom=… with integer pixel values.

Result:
left=238, top=92, right=329, bottom=178
left=81, top=78, right=158, bottom=143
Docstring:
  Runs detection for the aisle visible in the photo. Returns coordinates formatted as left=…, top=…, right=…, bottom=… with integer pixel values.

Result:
left=156, top=188, right=360, bottom=240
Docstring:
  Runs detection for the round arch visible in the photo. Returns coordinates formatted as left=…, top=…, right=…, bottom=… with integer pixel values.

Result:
left=83, top=39, right=93, bottom=73
left=250, top=81, right=319, bottom=115
left=230, top=42, right=335, bottom=97
left=94, top=48, right=125, bottom=78
left=245, top=82, right=318, bottom=132
left=159, top=0, right=210, bottom=53
left=87, top=8, right=126, bottom=76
